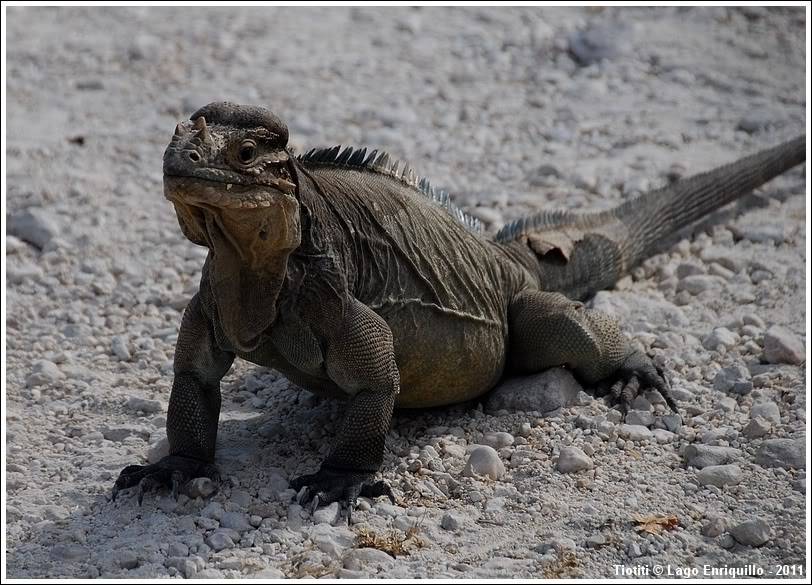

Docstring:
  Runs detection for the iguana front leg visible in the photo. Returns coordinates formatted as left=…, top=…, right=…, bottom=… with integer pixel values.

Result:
left=113, top=294, right=234, bottom=502
left=508, top=290, right=676, bottom=411
left=291, top=298, right=399, bottom=516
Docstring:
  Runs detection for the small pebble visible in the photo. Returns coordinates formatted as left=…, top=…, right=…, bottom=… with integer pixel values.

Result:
left=111, top=336, right=132, bottom=361
left=625, top=410, right=654, bottom=427
left=660, top=414, right=682, bottom=432
left=683, top=445, right=740, bottom=469
left=742, top=314, right=766, bottom=329
left=585, top=534, right=606, bottom=549
left=164, top=556, right=202, bottom=578
left=8, top=208, right=59, bottom=249
left=702, top=327, right=739, bottom=351
left=568, top=21, right=634, bottom=65
left=167, top=542, right=189, bottom=557
left=253, top=568, right=286, bottom=578
left=463, top=446, right=505, bottom=480
left=679, top=275, right=724, bottom=295
left=441, top=512, right=461, bottom=531
left=312, top=502, right=341, bottom=525
left=556, top=446, right=593, bottom=474
left=125, top=396, right=163, bottom=413
left=742, top=416, right=771, bottom=439
left=482, top=431, right=515, bottom=450
left=730, top=518, right=772, bottom=546
left=343, top=547, right=395, bottom=569
left=205, top=532, right=235, bottom=552
left=619, top=424, right=652, bottom=442
left=713, top=365, right=752, bottom=394
left=676, top=262, right=704, bottom=279
left=718, top=533, right=737, bottom=549
left=763, top=326, right=804, bottom=365
left=117, top=550, right=139, bottom=570
left=755, top=438, right=805, bottom=470
left=737, top=110, right=778, bottom=134
left=219, top=511, right=252, bottom=532
left=147, top=436, right=170, bottom=464
left=750, top=401, right=780, bottom=425
left=187, top=477, right=217, bottom=499
left=701, top=516, right=726, bottom=537
left=26, top=360, right=65, bottom=387
left=535, top=537, right=576, bottom=554
left=652, top=429, right=677, bottom=444
left=697, top=464, right=741, bottom=488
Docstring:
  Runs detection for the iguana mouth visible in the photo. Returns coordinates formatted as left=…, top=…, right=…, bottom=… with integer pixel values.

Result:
left=163, top=175, right=295, bottom=209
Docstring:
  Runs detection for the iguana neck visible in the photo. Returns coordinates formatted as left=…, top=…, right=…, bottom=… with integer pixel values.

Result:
left=287, top=161, right=358, bottom=274
left=201, top=191, right=301, bottom=353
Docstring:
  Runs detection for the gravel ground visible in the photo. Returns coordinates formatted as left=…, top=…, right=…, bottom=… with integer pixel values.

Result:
left=4, top=5, right=808, bottom=579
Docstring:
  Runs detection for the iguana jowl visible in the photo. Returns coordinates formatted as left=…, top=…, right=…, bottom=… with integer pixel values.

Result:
left=114, top=101, right=805, bottom=511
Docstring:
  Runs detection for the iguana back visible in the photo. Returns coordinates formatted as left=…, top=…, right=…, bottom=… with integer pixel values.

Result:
left=295, top=154, right=516, bottom=326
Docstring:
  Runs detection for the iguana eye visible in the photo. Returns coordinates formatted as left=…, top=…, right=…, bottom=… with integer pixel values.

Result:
left=238, top=141, right=257, bottom=164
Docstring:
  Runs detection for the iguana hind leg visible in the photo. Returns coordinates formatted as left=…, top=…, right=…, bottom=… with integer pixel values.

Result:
left=113, top=295, right=234, bottom=503
left=507, top=290, right=675, bottom=411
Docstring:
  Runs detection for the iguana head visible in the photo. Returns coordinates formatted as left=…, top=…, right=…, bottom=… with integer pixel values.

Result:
left=163, top=101, right=301, bottom=263
left=163, top=102, right=302, bottom=349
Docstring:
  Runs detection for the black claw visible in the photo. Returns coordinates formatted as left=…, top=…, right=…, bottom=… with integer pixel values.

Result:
left=621, top=377, right=640, bottom=410
left=344, top=483, right=362, bottom=507
left=171, top=471, right=183, bottom=501
left=610, top=380, right=623, bottom=400
left=111, top=486, right=119, bottom=502
left=206, top=466, right=221, bottom=483
left=662, top=391, right=678, bottom=413
left=296, top=485, right=311, bottom=506
left=655, top=367, right=678, bottom=412
left=137, top=479, right=147, bottom=506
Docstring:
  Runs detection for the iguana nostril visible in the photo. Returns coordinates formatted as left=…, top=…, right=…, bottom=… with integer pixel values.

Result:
left=189, top=152, right=200, bottom=163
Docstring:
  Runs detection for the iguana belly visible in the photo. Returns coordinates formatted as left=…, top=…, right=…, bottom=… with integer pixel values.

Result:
left=387, top=306, right=507, bottom=408
left=238, top=303, right=507, bottom=409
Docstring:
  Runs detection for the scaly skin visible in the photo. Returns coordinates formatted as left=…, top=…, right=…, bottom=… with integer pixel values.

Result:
left=114, top=102, right=806, bottom=516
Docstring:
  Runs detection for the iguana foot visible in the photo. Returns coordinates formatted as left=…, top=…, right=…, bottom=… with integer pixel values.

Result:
left=291, top=466, right=395, bottom=523
left=599, top=350, right=677, bottom=413
left=112, top=454, right=219, bottom=504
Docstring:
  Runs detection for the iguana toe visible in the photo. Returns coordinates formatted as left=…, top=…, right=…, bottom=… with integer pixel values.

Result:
left=601, top=350, right=677, bottom=413
left=112, top=455, right=218, bottom=504
left=291, top=467, right=394, bottom=523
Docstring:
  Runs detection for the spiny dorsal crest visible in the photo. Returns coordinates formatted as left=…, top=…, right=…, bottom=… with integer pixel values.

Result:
left=298, top=145, right=482, bottom=233
left=495, top=209, right=575, bottom=242
left=495, top=207, right=617, bottom=242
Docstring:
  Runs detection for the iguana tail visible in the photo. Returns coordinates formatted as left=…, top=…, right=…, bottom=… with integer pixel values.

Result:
left=495, top=135, right=806, bottom=300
